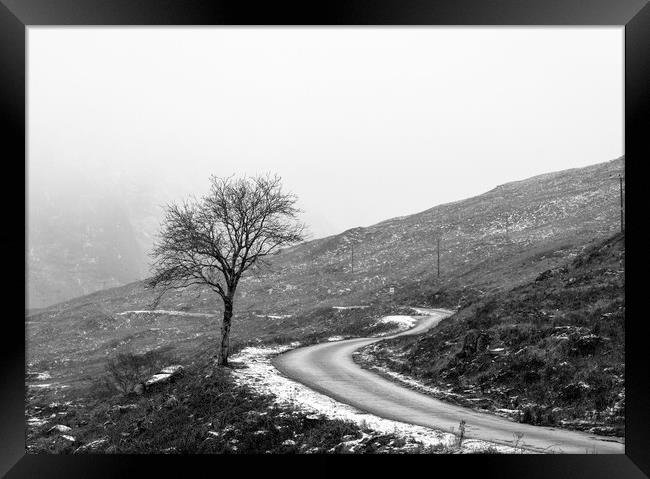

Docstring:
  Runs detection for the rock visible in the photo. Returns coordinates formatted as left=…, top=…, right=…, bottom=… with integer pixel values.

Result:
left=144, top=365, right=184, bottom=389
left=160, top=365, right=184, bottom=375
left=303, top=414, right=321, bottom=425
left=145, top=374, right=172, bottom=387
left=47, top=424, right=72, bottom=434
left=488, top=347, right=507, bottom=355
left=74, top=438, right=109, bottom=454
left=60, top=435, right=76, bottom=442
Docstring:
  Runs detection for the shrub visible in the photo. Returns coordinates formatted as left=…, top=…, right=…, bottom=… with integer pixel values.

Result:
left=106, top=349, right=175, bottom=394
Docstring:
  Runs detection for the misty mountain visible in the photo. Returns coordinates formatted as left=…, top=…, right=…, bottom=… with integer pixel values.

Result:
left=27, top=157, right=623, bottom=310
left=27, top=156, right=623, bottom=317
left=26, top=168, right=194, bottom=308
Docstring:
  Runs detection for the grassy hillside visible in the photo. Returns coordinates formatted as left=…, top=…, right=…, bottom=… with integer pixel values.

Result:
left=26, top=157, right=624, bottom=397
left=26, top=301, right=412, bottom=395
left=27, top=355, right=477, bottom=454
left=235, top=157, right=624, bottom=312
left=356, top=233, right=625, bottom=436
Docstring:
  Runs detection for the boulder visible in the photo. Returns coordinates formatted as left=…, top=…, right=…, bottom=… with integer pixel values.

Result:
left=145, top=374, right=172, bottom=387
left=47, top=424, right=72, bottom=434
left=144, top=365, right=184, bottom=389
left=74, top=438, right=109, bottom=454
left=160, top=365, right=184, bottom=376
left=488, top=347, right=507, bottom=356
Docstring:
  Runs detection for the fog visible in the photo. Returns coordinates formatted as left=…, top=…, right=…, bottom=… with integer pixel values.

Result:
left=28, top=27, right=622, bottom=240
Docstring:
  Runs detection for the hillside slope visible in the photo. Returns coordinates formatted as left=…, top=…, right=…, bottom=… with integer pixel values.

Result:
left=357, top=233, right=625, bottom=436
left=26, top=157, right=624, bottom=394
left=241, top=157, right=624, bottom=311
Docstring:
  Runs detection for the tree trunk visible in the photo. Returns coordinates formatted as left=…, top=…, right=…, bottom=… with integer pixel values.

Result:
left=219, top=296, right=233, bottom=366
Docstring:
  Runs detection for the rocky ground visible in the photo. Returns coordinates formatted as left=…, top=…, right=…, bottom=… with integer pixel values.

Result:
left=26, top=338, right=514, bottom=454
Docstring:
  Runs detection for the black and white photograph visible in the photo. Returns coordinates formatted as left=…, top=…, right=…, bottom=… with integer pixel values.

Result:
left=23, top=25, right=627, bottom=456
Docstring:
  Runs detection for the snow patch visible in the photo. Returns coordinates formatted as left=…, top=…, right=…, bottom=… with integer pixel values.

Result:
left=29, top=383, right=68, bottom=389
left=376, top=315, right=417, bottom=330
left=327, top=336, right=345, bottom=342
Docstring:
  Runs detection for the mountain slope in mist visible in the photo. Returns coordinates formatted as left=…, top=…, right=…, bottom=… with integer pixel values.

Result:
left=26, top=157, right=624, bottom=382
left=27, top=170, right=189, bottom=308
left=27, top=157, right=623, bottom=310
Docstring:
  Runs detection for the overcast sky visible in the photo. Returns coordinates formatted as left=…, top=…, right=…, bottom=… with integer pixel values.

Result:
left=28, top=27, right=623, bottom=240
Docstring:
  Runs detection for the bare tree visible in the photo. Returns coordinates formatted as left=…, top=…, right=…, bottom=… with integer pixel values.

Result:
left=147, top=174, right=305, bottom=366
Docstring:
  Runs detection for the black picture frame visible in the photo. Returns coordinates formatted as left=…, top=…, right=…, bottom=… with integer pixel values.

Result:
left=2, top=1, right=648, bottom=477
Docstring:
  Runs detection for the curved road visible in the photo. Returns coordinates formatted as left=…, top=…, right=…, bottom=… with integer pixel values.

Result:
left=272, top=308, right=624, bottom=454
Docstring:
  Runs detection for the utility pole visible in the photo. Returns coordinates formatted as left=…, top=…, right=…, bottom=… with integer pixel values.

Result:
left=437, top=237, right=440, bottom=278
left=619, top=174, right=625, bottom=233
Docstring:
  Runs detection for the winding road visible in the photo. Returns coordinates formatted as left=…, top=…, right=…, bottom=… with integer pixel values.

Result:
left=272, top=308, right=624, bottom=454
